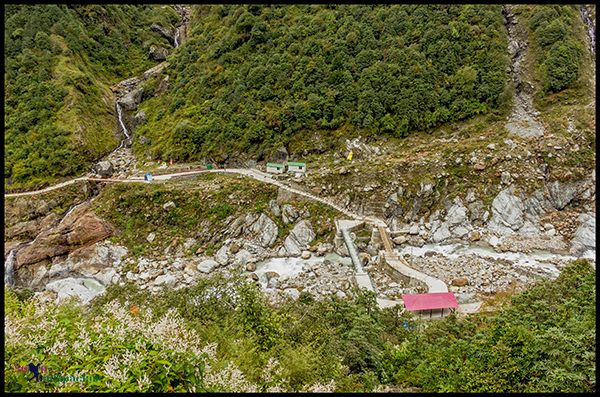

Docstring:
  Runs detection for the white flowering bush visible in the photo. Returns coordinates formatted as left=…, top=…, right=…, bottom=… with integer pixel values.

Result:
left=5, top=292, right=212, bottom=392
left=4, top=287, right=337, bottom=393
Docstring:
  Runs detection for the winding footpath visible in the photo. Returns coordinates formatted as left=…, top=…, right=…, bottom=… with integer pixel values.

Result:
left=5, top=167, right=451, bottom=310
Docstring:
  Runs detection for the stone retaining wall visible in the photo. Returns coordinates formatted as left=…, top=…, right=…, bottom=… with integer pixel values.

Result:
left=377, top=251, right=429, bottom=291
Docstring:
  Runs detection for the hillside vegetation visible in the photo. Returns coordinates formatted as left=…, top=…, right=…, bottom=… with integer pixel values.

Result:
left=137, top=4, right=511, bottom=161
left=5, top=259, right=595, bottom=392
left=4, top=4, right=178, bottom=190
left=4, top=4, right=589, bottom=190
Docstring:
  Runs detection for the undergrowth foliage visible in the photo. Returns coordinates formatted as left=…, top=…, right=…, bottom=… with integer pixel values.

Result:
left=4, top=259, right=595, bottom=392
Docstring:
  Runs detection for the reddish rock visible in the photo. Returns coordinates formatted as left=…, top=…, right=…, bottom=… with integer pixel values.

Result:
left=5, top=219, right=42, bottom=239
left=451, top=278, right=469, bottom=287
left=15, top=202, right=114, bottom=268
left=311, top=187, right=324, bottom=194
left=229, top=243, right=240, bottom=254
left=265, top=271, right=280, bottom=281
left=473, top=164, right=486, bottom=171
left=309, top=246, right=318, bottom=252
left=5, top=240, right=28, bottom=257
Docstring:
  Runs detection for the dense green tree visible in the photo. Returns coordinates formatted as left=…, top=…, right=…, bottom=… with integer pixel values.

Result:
left=528, top=5, right=583, bottom=94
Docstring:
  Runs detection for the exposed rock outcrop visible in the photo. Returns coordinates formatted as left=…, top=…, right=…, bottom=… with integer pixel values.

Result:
left=429, top=198, right=473, bottom=243
left=279, top=220, right=316, bottom=256
left=570, top=213, right=596, bottom=256
left=275, top=146, right=289, bottom=164
left=16, top=202, right=115, bottom=268
left=486, top=187, right=539, bottom=236
left=118, top=87, right=145, bottom=111
left=151, top=22, right=174, bottom=43
left=141, top=61, right=170, bottom=81
left=149, top=45, right=169, bottom=61
left=96, top=161, right=114, bottom=177
left=225, top=212, right=278, bottom=248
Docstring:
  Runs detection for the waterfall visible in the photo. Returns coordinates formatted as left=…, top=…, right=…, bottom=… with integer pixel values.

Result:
left=174, top=28, right=180, bottom=48
left=117, top=103, right=131, bottom=139
left=4, top=250, right=16, bottom=287
left=579, top=5, right=596, bottom=55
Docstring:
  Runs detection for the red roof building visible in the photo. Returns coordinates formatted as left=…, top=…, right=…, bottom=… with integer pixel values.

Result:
left=401, top=292, right=459, bottom=318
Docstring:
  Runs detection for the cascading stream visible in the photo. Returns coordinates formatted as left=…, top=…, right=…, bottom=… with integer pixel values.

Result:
left=4, top=250, right=16, bottom=287
left=579, top=5, right=596, bottom=55
left=117, top=103, right=130, bottom=140
left=174, top=28, right=180, bottom=48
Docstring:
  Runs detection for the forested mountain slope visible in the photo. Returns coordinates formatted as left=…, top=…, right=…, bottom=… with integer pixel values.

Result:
left=4, top=4, right=593, bottom=191
left=139, top=4, right=510, bottom=161
left=4, top=4, right=179, bottom=189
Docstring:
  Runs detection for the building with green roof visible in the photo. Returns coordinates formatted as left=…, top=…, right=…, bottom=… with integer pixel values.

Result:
left=266, top=162, right=285, bottom=174
left=287, top=162, right=306, bottom=173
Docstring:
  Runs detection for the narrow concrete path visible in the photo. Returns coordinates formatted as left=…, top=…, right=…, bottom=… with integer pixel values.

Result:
left=5, top=166, right=451, bottom=310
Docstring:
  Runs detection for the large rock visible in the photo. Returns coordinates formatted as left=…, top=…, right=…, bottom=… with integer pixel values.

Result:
left=429, top=199, right=473, bottom=243
left=486, top=187, right=528, bottom=236
left=281, top=204, right=299, bottom=224
left=451, top=278, right=469, bottom=287
left=46, top=241, right=127, bottom=286
left=431, top=221, right=452, bottom=243
left=446, top=200, right=468, bottom=228
left=570, top=213, right=596, bottom=256
left=274, top=146, right=289, bottom=164
left=280, top=220, right=316, bottom=256
left=392, top=235, right=407, bottom=245
left=118, top=87, right=145, bottom=111
left=248, top=213, right=278, bottom=247
left=151, top=22, right=174, bottom=42
left=154, top=274, right=177, bottom=288
left=16, top=203, right=115, bottom=267
left=234, top=249, right=252, bottom=266
left=149, top=45, right=169, bottom=61
left=96, top=161, right=114, bottom=177
left=45, top=277, right=104, bottom=305
left=546, top=180, right=578, bottom=211
left=197, top=259, right=219, bottom=273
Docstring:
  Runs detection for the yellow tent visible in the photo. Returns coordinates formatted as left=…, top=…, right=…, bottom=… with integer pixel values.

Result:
left=347, top=152, right=353, bottom=160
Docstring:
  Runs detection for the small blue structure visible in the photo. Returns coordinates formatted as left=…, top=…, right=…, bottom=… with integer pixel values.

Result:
left=144, top=174, right=153, bottom=183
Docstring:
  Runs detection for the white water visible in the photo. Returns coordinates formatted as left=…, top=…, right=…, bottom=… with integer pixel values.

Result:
left=248, top=253, right=353, bottom=288
left=174, top=28, right=180, bottom=48
left=117, top=103, right=130, bottom=139
left=395, top=242, right=591, bottom=278
left=579, top=5, right=595, bottom=55
left=4, top=250, right=16, bottom=286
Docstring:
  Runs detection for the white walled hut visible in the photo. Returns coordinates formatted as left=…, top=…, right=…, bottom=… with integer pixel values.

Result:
left=287, top=162, right=306, bottom=173
left=266, top=162, right=285, bottom=174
